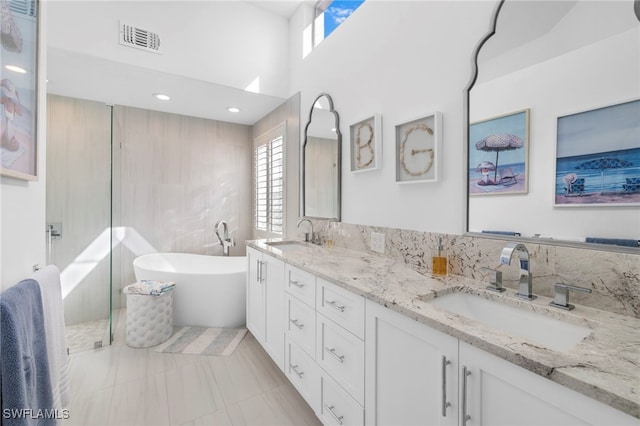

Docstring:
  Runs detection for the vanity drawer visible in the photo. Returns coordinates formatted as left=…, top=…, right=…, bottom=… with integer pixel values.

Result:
left=317, top=278, right=365, bottom=339
left=285, top=293, right=316, bottom=357
left=319, top=372, right=364, bottom=426
left=285, top=265, right=316, bottom=307
left=285, top=336, right=320, bottom=414
left=316, top=314, right=365, bottom=404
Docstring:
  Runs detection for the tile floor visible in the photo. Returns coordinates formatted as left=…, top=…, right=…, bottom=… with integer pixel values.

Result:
left=62, top=310, right=321, bottom=425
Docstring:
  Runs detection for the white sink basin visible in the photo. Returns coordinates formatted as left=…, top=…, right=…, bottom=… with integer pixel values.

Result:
left=428, top=292, right=591, bottom=352
left=265, top=241, right=307, bottom=251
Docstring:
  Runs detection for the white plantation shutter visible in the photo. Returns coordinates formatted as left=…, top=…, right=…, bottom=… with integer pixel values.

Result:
left=255, top=144, right=269, bottom=231
left=255, top=124, right=285, bottom=235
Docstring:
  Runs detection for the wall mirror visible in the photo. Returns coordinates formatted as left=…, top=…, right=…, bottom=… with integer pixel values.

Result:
left=302, top=93, right=341, bottom=220
left=465, top=0, right=639, bottom=252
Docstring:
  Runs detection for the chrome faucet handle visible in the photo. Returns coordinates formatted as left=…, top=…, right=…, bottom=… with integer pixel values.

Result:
left=311, top=232, right=321, bottom=245
left=481, top=267, right=505, bottom=293
left=549, top=283, right=592, bottom=310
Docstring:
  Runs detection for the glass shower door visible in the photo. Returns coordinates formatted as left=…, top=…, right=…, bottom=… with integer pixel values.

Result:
left=46, top=94, right=114, bottom=353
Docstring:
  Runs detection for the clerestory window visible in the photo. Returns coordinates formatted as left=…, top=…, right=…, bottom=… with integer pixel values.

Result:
left=313, top=0, right=366, bottom=48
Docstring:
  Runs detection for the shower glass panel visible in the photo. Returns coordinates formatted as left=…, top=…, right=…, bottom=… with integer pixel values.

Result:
left=110, top=105, right=122, bottom=343
left=46, top=94, right=115, bottom=353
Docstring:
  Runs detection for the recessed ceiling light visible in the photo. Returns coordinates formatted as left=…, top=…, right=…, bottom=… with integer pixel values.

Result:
left=5, top=65, right=26, bottom=74
left=153, top=93, right=170, bottom=101
left=227, top=107, right=240, bottom=113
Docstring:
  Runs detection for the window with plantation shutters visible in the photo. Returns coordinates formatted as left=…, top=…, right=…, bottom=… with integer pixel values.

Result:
left=255, top=125, right=285, bottom=236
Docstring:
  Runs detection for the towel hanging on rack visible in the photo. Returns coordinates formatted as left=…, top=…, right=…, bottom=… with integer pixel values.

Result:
left=0, top=279, right=55, bottom=425
left=32, top=265, right=71, bottom=411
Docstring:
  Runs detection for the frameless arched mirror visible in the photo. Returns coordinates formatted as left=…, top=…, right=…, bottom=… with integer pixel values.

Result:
left=465, top=0, right=640, bottom=252
left=302, top=93, right=341, bottom=220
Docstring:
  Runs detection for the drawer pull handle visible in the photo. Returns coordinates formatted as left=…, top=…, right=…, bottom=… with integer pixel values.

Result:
left=325, top=347, right=345, bottom=363
left=325, top=299, right=345, bottom=312
left=441, top=355, right=451, bottom=417
left=289, top=318, right=304, bottom=329
left=324, top=404, right=344, bottom=425
left=289, top=364, right=304, bottom=378
left=290, top=279, right=304, bottom=288
left=462, top=365, right=471, bottom=426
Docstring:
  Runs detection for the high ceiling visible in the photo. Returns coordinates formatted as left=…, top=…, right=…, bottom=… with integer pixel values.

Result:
left=246, top=1, right=306, bottom=18
left=45, top=1, right=306, bottom=125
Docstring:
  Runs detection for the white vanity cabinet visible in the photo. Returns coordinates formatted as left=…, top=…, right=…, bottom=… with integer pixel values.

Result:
left=459, top=342, right=638, bottom=426
left=284, top=264, right=318, bottom=362
left=365, top=299, right=458, bottom=426
left=285, top=293, right=316, bottom=356
left=285, top=336, right=321, bottom=413
left=283, top=264, right=366, bottom=425
left=365, top=300, right=638, bottom=426
left=246, top=247, right=285, bottom=370
left=316, top=278, right=366, bottom=405
left=284, top=263, right=321, bottom=413
left=250, top=247, right=638, bottom=426
left=316, top=278, right=366, bottom=425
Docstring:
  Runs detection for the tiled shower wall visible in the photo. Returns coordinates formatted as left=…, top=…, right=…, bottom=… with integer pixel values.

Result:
left=302, top=221, right=640, bottom=318
left=46, top=95, right=112, bottom=326
left=113, top=106, right=253, bottom=300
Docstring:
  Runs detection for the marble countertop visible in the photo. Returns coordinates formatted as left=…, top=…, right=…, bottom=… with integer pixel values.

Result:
left=248, top=239, right=640, bottom=419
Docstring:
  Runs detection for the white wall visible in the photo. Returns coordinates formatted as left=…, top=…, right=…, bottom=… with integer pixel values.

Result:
left=0, top=3, right=48, bottom=290
left=289, top=1, right=497, bottom=233
left=470, top=29, right=639, bottom=239
left=46, top=0, right=290, bottom=98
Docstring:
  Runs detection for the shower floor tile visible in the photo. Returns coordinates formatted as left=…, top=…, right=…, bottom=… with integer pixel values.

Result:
left=66, top=318, right=109, bottom=354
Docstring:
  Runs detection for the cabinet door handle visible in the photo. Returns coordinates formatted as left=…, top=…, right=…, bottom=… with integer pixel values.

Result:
left=441, top=355, right=451, bottom=417
left=325, top=346, right=345, bottom=363
left=289, top=318, right=304, bottom=329
left=289, top=364, right=304, bottom=378
left=289, top=279, right=304, bottom=288
left=462, top=365, right=471, bottom=426
left=260, top=261, right=266, bottom=283
left=256, top=259, right=262, bottom=282
left=324, top=404, right=344, bottom=425
left=325, top=299, right=345, bottom=312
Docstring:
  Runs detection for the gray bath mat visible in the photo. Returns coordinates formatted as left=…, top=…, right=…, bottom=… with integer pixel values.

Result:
left=154, top=326, right=247, bottom=356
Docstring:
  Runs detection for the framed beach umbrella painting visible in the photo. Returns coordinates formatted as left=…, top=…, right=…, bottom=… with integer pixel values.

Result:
left=554, top=99, right=640, bottom=207
left=0, top=0, right=39, bottom=180
left=469, top=109, right=529, bottom=196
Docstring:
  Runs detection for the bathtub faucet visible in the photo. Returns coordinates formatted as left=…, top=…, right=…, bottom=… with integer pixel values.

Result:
left=215, top=220, right=235, bottom=256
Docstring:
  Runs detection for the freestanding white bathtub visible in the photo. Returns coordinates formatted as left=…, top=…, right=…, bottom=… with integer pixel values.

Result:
left=132, top=253, right=247, bottom=328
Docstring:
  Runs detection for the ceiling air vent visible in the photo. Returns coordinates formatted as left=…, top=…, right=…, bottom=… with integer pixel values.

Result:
left=119, top=21, right=162, bottom=54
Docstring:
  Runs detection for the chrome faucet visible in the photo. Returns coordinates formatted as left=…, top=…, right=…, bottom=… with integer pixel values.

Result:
left=297, top=218, right=319, bottom=244
left=499, top=242, right=536, bottom=300
left=215, top=220, right=235, bottom=256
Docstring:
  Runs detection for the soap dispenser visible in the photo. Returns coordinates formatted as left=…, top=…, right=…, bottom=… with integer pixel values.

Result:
left=432, top=237, right=448, bottom=276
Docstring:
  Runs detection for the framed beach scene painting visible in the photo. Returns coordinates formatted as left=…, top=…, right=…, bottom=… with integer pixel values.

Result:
left=469, top=109, right=529, bottom=196
left=0, top=0, right=39, bottom=180
left=555, top=99, right=640, bottom=207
